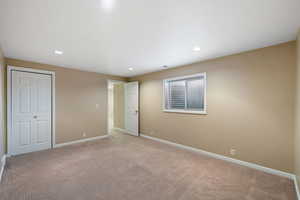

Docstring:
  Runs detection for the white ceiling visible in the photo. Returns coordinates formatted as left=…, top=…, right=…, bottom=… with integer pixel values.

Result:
left=0, top=0, right=300, bottom=77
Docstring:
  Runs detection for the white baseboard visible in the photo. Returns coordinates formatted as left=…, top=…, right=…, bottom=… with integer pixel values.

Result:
left=0, top=154, right=6, bottom=183
left=140, top=134, right=294, bottom=179
left=113, top=128, right=127, bottom=133
left=54, top=135, right=110, bottom=148
left=113, top=128, right=139, bottom=136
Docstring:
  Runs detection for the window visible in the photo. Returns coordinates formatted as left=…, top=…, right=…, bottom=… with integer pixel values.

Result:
left=163, top=73, right=206, bottom=114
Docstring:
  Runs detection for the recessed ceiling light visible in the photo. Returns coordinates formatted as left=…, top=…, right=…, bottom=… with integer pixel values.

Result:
left=101, top=0, right=115, bottom=10
left=193, top=46, right=201, bottom=52
left=54, top=50, right=63, bottom=55
left=128, top=67, right=133, bottom=71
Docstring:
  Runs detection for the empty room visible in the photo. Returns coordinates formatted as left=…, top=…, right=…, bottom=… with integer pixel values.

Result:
left=1, top=0, right=300, bottom=199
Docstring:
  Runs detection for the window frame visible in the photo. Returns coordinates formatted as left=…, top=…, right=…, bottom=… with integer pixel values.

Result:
left=163, top=73, right=207, bottom=115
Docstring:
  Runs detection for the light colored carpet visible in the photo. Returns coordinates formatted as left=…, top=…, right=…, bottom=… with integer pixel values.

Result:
left=0, top=131, right=297, bottom=200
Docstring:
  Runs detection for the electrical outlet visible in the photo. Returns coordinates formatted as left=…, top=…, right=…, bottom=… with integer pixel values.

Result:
left=83, top=132, right=86, bottom=137
left=96, top=104, right=99, bottom=109
left=230, top=148, right=236, bottom=156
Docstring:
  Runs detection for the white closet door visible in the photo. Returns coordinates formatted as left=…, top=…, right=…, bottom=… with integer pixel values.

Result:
left=11, top=71, right=52, bottom=155
left=124, top=82, right=139, bottom=136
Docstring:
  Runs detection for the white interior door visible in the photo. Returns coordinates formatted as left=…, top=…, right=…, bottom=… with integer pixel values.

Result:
left=11, top=70, right=52, bottom=155
left=124, top=82, right=139, bottom=136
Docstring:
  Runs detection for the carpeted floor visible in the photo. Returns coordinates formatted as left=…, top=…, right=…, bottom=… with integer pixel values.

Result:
left=0, top=131, right=297, bottom=200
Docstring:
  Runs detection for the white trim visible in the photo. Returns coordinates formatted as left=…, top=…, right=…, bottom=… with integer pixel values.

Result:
left=294, top=176, right=300, bottom=200
left=163, top=73, right=206, bottom=82
left=54, top=135, right=110, bottom=148
left=107, top=80, right=126, bottom=84
left=52, top=72, right=56, bottom=148
left=163, top=109, right=208, bottom=115
left=113, top=127, right=127, bottom=133
left=113, top=127, right=139, bottom=136
left=0, top=155, right=6, bottom=183
left=7, top=66, right=54, bottom=75
left=140, top=134, right=294, bottom=179
left=163, top=72, right=207, bottom=115
left=7, top=65, right=56, bottom=155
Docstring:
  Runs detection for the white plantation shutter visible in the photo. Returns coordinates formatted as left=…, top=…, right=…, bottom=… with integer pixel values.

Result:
left=186, top=78, right=205, bottom=110
left=169, top=80, right=186, bottom=109
left=164, top=73, right=206, bottom=112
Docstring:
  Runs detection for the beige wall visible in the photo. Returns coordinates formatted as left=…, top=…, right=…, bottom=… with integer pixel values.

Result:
left=0, top=47, right=5, bottom=159
left=295, top=31, right=300, bottom=182
left=113, top=83, right=125, bottom=129
left=5, top=58, right=125, bottom=144
left=130, top=41, right=296, bottom=173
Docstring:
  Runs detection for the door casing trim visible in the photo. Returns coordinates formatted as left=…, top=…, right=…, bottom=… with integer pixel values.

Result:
left=7, top=65, right=56, bottom=156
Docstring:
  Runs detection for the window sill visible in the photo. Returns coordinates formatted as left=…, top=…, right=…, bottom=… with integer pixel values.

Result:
left=163, top=109, right=207, bottom=115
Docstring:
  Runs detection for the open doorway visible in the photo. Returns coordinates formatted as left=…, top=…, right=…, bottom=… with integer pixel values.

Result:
left=107, top=80, right=139, bottom=136
left=107, top=80, right=125, bottom=134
